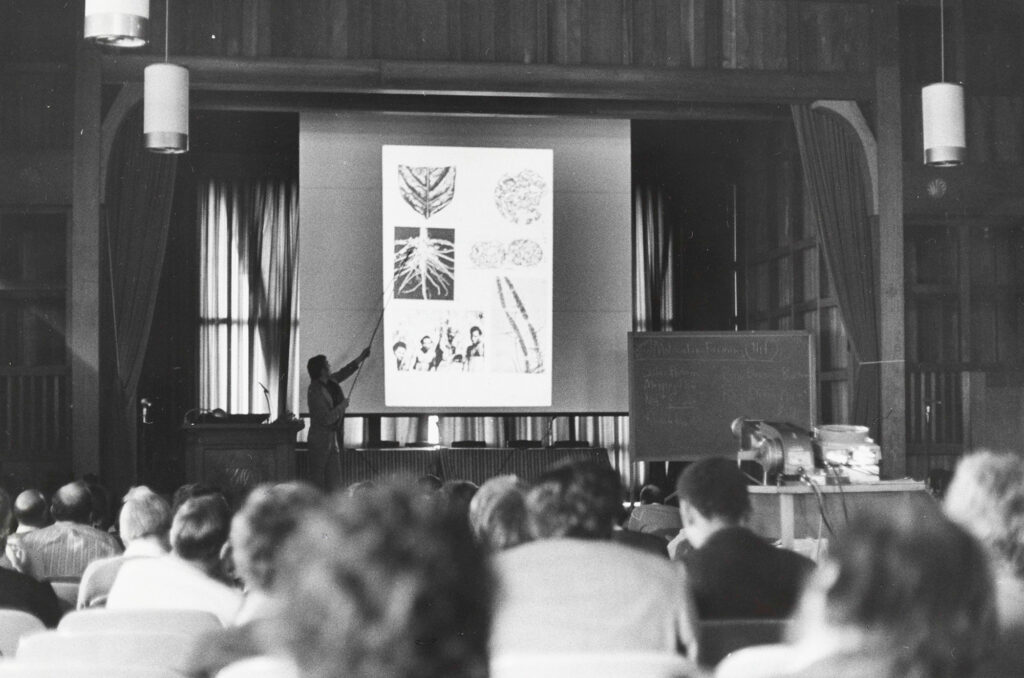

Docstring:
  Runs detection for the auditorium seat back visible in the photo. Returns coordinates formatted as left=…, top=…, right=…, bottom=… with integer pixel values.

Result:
left=0, top=610, right=45, bottom=657
left=697, top=619, right=790, bottom=668
left=215, top=656, right=301, bottom=678
left=0, top=666, right=185, bottom=678
left=59, top=608, right=221, bottom=637
left=16, top=631, right=196, bottom=673
left=491, top=652, right=698, bottom=678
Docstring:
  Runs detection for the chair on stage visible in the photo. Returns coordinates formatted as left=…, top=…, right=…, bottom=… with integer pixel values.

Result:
left=451, top=440, right=487, bottom=448
left=362, top=440, right=400, bottom=449
left=551, top=440, right=590, bottom=448
left=697, top=619, right=790, bottom=668
left=59, top=608, right=221, bottom=637
left=507, top=439, right=542, bottom=449
left=0, top=610, right=45, bottom=658
left=492, top=652, right=698, bottom=678
left=404, top=441, right=437, bottom=448
left=16, top=630, right=196, bottom=673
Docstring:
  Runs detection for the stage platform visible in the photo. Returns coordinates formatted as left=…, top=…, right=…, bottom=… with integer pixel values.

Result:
left=328, top=446, right=611, bottom=486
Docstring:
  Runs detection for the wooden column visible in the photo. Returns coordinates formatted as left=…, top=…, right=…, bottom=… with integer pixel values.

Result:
left=873, top=0, right=906, bottom=478
left=71, top=45, right=103, bottom=478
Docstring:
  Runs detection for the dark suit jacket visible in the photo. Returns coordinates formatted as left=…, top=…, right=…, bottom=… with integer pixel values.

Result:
left=682, top=526, right=814, bottom=620
left=0, top=566, right=63, bottom=627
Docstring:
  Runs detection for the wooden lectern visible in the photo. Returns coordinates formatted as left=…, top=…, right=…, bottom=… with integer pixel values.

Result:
left=182, top=421, right=305, bottom=496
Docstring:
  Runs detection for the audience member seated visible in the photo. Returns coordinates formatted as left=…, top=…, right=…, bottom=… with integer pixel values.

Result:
left=626, top=484, right=682, bottom=536
left=490, top=460, right=699, bottom=658
left=4, top=490, right=50, bottom=568
left=83, top=474, right=114, bottom=532
left=9, top=481, right=123, bottom=580
left=107, top=494, right=242, bottom=625
left=676, top=458, right=813, bottom=620
left=266, top=482, right=493, bottom=678
left=943, top=451, right=1024, bottom=676
left=718, top=501, right=996, bottom=678
left=441, top=479, right=479, bottom=521
left=184, top=482, right=323, bottom=677
left=468, top=475, right=531, bottom=552
left=944, top=451, right=1024, bottom=631
left=77, top=486, right=172, bottom=609
left=0, top=488, right=62, bottom=626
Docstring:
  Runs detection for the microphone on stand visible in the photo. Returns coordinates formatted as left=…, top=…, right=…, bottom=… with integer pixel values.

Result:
left=258, top=382, right=272, bottom=421
left=140, top=398, right=153, bottom=425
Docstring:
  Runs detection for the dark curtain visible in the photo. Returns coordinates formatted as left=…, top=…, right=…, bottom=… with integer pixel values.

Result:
left=103, top=107, right=178, bottom=492
left=791, top=104, right=881, bottom=431
left=633, top=182, right=675, bottom=331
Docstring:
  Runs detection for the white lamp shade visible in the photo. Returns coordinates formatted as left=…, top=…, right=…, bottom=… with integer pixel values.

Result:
left=144, top=63, right=189, bottom=154
left=84, top=0, right=150, bottom=48
left=922, top=82, right=966, bottom=166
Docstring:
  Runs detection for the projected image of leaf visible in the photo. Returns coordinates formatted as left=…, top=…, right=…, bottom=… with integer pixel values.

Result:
left=394, top=227, right=455, bottom=301
left=398, top=165, right=456, bottom=219
left=496, top=276, right=544, bottom=373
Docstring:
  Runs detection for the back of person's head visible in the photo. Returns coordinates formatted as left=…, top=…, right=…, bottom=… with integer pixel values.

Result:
left=442, top=479, right=479, bottom=518
left=119, top=486, right=172, bottom=546
left=944, top=450, right=1024, bottom=577
left=231, top=482, right=322, bottom=592
left=927, top=467, right=954, bottom=499
left=469, top=475, right=531, bottom=552
left=795, top=501, right=995, bottom=678
left=639, top=484, right=664, bottom=505
left=83, top=476, right=112, bottom=530
left=272, top=483, right=493, bottom=678
left=170, top=482, right=220, bottom=516
left=675, top=457, right=750, bottom=524
left=526, top=459, right=622, bottom=540
left=417, top=474, right=443, bottom=493
left=51, top=481, right=94, bottom=524
left=13, top=490, right=49, bottom=529
left=171, top=494, right=231, bottom=567
left=307, top=354, right=327, bottom=380
left=0, top=488, right=12, bottom=537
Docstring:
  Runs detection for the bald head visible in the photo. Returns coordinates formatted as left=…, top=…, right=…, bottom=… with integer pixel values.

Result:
left=52, top=482, right=93, bottom=524
left=14, top=490, right=48, bottom=529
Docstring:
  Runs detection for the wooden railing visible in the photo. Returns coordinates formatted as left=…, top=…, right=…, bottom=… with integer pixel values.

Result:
left=0, top=367, right=70, bottom=458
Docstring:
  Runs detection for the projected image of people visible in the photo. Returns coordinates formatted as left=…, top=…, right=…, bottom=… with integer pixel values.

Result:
left=391, top=311, right=485, bottom=374
left=393, top=227, right=455, bottom=301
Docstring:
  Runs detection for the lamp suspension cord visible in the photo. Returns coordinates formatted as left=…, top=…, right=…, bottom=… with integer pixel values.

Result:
left=165, top=0, right=170, bottom=63
left=939, top=0, right=945, bottom=82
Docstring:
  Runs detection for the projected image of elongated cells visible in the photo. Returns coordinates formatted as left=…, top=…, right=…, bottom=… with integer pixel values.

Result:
left=496, top=276, right=544, bottom=373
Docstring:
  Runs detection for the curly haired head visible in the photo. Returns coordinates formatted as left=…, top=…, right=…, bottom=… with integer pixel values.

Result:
left=944, top=450, right=1024, bottom=577
left=526, top=459, right=623, bottom=540
left=796, top=501, right=995, bottom=678
left=272, top=483, right=494, bottom=678
left=468, top=475, right=531, bottom=552
left=230, top=482, right=322, bottom=592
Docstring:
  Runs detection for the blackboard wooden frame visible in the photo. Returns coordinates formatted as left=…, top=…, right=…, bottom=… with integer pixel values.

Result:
left=628, top=331, right=816, bottom=462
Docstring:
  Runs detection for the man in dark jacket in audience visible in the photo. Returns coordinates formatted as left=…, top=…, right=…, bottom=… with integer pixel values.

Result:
left=676, top=457, right=813, bottom=619
left=0, top=488, right=62, bottom=626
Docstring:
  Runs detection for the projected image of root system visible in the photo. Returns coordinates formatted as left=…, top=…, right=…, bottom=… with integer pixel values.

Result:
left=394, top=227, right=455, bottom=300
left=495, top=276, right=544, bottom=373
left=494, top=170, right=546, bottom=225
left=399, top=165, right=455, bottom=219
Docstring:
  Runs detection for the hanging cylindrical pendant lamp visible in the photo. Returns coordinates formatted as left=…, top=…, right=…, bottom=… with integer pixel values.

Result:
left=921, top=0, right=965, bottom=166
left=84, top=0, right=150, bottom=48
left=922, top=82, right=965, bottom=166
left=144, top=63, right=189, bottom=153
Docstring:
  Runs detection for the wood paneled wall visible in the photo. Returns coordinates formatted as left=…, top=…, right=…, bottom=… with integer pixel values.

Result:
left=134, top=0, right=872, bottom=72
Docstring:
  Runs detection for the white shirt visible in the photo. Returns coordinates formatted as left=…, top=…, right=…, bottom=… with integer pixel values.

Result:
left=107, top=554, right=243, bottom=625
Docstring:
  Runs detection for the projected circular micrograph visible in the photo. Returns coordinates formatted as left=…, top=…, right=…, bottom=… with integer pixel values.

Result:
left=469, top=241, right=506, bottom=268
left=494, top=170, right=546, bottom=225
left=506, top=239, right=543, bottom=267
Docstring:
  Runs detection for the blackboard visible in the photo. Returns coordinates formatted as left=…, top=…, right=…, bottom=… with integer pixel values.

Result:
left=628, top=331, right=815, bottom=461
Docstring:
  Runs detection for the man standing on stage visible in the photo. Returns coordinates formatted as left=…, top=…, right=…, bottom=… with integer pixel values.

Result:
left=306, top=349, right=370, bottom=489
